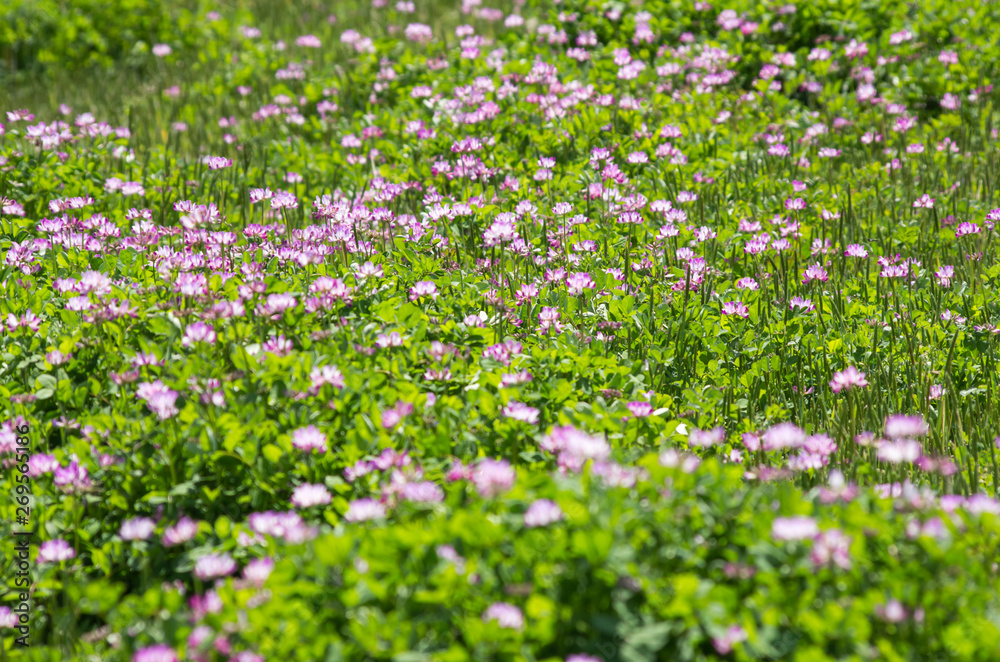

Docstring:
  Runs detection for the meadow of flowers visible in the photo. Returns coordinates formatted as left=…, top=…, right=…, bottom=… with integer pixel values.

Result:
left=2, top=0, right=1000, bottom=659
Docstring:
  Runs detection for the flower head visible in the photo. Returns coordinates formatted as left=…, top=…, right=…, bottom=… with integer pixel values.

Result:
left=194, top=552, right=237, bottom=580
left=523, top=499, right=563, bottom=527
left=120, top=517, right=156, bottom=541
left=37, top=539, right=76, bottom=563
left=472, top=459, right=515, bottom=497
left=482, top=602, right=524, bottom=629
left=689, top=426, right=725, bottom=448
left=345, top=498, right=387, bottom=522
left=712, top=625, right=748, bottom=655
left=291, top=483, right=332, bottom=508
left=162, top=516, right=198, bottom=547
left=811, top=528, right=852, bottom=570
left=243, top=557, right=275, bottom=586
left=884, top=414, right=928, bottom=439
left=772, top=516, right=819, bottom=541
left=409, top=280, right=438, bottom=301
left=721, top=301, right=749, bottom=318
left=763, top=423, right=805, bottom=451
left=829, top=366, right=868, bottom=393
left=203, top=156, right=232, bottom=170
left=291, top=425, right=328, bottom=453
left=625, top=401, right=654, bottom=418
left=566, top=272, right=595, bottom=295
left=133, top=644, right=178, bottom=662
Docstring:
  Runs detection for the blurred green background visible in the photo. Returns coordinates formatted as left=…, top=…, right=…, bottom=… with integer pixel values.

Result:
left=0, top=0, right=469, bottom=114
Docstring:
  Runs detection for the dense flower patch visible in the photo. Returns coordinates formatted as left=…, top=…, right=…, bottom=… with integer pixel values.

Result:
left=2, top=0, right=1000, bottom=659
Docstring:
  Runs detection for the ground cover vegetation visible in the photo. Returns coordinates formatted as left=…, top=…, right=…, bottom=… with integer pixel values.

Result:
left=2, top=0, right=1000, bottom=660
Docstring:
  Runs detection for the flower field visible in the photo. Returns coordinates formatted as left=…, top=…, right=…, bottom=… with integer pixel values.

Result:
left=3, top=0, right=1000, bottom=659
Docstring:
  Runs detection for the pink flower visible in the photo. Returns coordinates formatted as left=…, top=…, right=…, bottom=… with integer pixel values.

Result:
left=884, top=414, right=928, bottom=439
left=772, top=516, right=818, bottom=541
left=296, top=34, right=322, bottom=48
left=472, top=459, right=515, bottom=497
left=625, top=401, right=654, bottom=418
left=818, top=470, right=859, bottom=504
left=445, top=460, right=472, bottom=482
left=182, top=322, right=216, bottom=347
left=243, top=557, right=274, bottom=586
left=404, top=23, right=433, bottom=42
left=763, top=423, right=805, bottom=450
left=721, top=301, right=749, bottom=318
left=230, top=652, right=263, bottom=662
left=689, top=426, right=725, bottom=448
left=955, top=222, right=980, bottom=238
left=344, top=498, right=387, bottom=522
left=53, top=460, right=90, bottom=492
left=203, top=156, right=232, bottom=170
left=291, top=425, right=328, bottom=453
left=309, top=365, right=345, bottom=393
left=829, top=366, right=868, bottom=393
left=355, top=261, right=383, bottom=281
left=877, top=439, right=922, bottom=464
left=162, top=516, right=199, bottom=547
left=381, top=401, right=414, bottom=429
left=499, top=371, right=533, bottom=388
left=78, top=270, right=112, bottom=295
left=801, top=263, right=828, bottom=284
left=875, top=599, right=907, bottom=623
left=659, top=449, right=701, bottom=473
left=263, top=334, right=294, bottom=357
left=938, top=50, right=959, bottom=65
left=845, top=244, right=868, bottom=258
left=565, top=272, right=595, bottom=295
left=133, top=644, right=178, bottom=662
left=271, top=191, right=298, bottom=210
left=0, top=606, right=18, bottom=628
left=502, top=400, right=540, bottom=424
left=844, top=39, right=868, bottom=59
left=935, top=265, right=954, bottom=287
left=541, top=426, right=610, bottom=472
left=291, top=483, right=332, bottom=508
left=523, top=499, right=563, bottom=527
left=137, top=381, right=180, bottom=420
left=482, top=602, right=524, bottom=629
left=194, top=553, right=237, bottom=580
left=46, top=350, right=72, bottom=365
left=811, top=529, right=852, bottom=570
left=399, top=481, right=444, bottom=503
left=37, top=539, right=76, bottom=563
left=409, top=280, right=438, bottom=301
left=249, top=188, right=273, bottom=203
left=120, top=517, right=156, bottom=541
left=712, top=625, right=748, bottom=655
left=789, top=296, right=815, bottom=312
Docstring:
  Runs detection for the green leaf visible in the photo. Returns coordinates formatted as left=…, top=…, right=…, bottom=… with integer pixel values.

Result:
left=621, top=622, right=674, bottom=662
left=262, top=444, right=283, bottom=463
left=215, top=516, right=231, bottom=539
